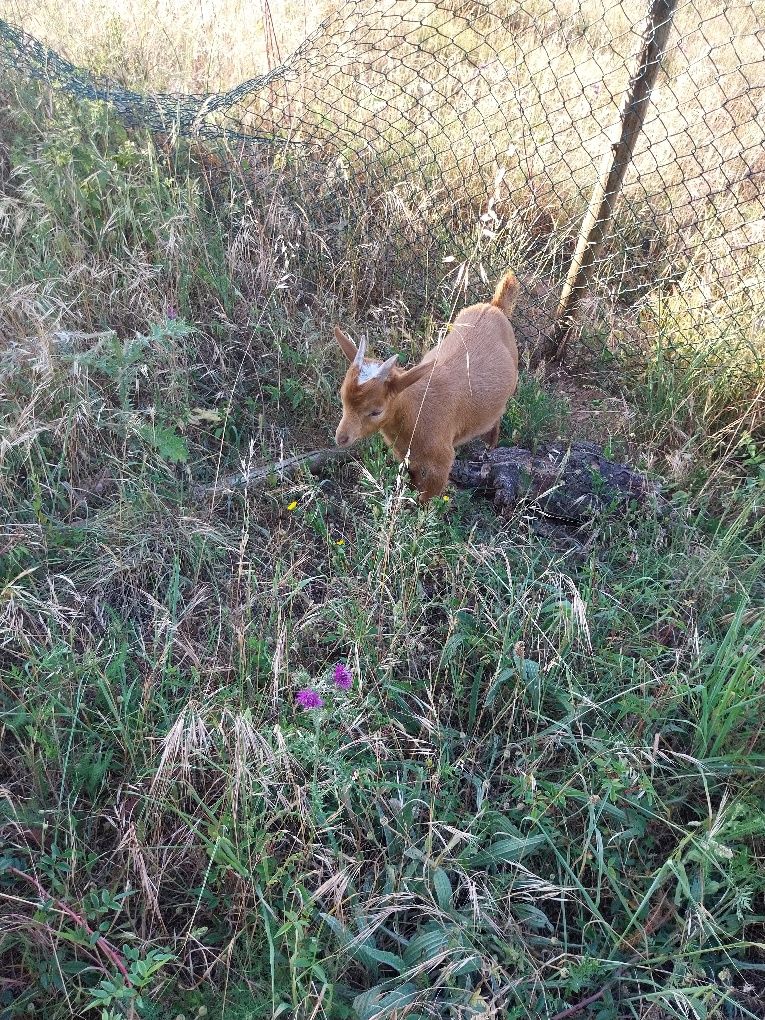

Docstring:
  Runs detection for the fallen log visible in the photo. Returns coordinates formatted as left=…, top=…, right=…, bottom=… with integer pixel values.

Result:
left=450, top=440, right=662, bottom=520
left=192, top=447, right=353, bottom=497
left=193, top=440, right=661, bottom=521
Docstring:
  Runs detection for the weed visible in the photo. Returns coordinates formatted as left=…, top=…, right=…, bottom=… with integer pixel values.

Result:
left=502, top=372, right=571, bottom=449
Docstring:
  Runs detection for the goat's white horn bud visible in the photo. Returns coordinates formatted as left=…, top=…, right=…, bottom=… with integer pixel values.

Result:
left=376, top=354, right=398, bottom=383
left=353, top=336, right=367, bottom=367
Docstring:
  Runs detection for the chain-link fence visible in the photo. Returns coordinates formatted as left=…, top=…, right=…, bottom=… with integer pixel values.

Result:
left=1, top=0, right=764, bottom=382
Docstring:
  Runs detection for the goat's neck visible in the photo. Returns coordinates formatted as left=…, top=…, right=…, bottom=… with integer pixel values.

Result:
left=380, top=394, right=418, bottom=461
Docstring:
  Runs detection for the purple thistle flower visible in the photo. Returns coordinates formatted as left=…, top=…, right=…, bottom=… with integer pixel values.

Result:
left=333, top=663, right=352, bottom=690
left=295, top=688, right=324, bottom=709
left=166, top=304, right=178, bottom=321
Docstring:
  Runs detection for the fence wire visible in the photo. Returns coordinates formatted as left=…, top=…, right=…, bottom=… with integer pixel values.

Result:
left=1, top=0, right=764, bottom=382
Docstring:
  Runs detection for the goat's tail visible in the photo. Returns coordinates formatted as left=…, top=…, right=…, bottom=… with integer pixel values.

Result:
left=491, top=270, right=520, bottom=317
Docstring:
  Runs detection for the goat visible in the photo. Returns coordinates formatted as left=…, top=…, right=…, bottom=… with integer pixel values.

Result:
left=334, top=270, right=520, bottom=503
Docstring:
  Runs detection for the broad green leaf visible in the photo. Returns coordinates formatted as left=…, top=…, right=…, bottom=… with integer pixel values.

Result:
left=432, top=867, right=454, bottom=910
left=353, top=944, right=406, bottom=974
left=450, top=954, right=481, bottom=976
left=319, top=913, right=403, bottom=974
left=353, top=983, right=418, bottom=1019
left=512, top=902, right=552, bottom=930
left=485, top=667, right=514, bottom=708
left=403, top=926, right=450, bottom=967
left=464, top=834, right=545, bottom=867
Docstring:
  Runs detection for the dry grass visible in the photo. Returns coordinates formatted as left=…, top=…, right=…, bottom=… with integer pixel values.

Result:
left=2, top=0, right=763, bottom=388
left=0, top=0, right=332, bottom=89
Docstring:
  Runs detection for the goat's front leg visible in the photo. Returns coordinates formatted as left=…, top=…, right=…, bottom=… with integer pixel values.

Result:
left=410, top=451, right=455, bottom=505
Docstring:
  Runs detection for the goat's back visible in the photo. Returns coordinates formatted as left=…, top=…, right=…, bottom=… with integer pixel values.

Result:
left=404, top=302, right=518, bottom=448
left=441, top=302, right=516, bottom=362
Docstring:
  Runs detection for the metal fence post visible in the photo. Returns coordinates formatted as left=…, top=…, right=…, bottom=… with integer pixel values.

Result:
left=552, top=0, right=679, bottom=360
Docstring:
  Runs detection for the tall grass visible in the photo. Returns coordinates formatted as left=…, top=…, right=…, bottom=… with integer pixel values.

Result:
left=1, top=5, right=765, bottom=1018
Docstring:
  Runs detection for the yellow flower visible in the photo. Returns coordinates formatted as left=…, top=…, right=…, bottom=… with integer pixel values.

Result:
left=336, top=539, right=345, bottom=546
left=442, top=495, right=450, bottom=502
left=287, top=500, right=298, bottom=511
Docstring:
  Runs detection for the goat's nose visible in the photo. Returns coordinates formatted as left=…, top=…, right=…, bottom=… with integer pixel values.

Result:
left=336, top=431, right=350, bottom=447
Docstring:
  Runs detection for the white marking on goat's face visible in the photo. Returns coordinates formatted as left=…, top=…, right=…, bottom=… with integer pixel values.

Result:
left=357, top=360, right=382, bottom=384
left=356, top=354, right=398, bottom=387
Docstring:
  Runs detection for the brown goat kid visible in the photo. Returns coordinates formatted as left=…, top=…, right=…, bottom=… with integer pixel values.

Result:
left=334, top=270, right=520, bottom=503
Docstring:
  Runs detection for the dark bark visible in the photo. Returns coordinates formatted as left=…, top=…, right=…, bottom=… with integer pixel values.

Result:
left=449, top=441, right=662, bottom=520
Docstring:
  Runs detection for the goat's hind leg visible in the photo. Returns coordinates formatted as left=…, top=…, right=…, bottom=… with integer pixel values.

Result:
left=481, top=420, right=501, bottom=449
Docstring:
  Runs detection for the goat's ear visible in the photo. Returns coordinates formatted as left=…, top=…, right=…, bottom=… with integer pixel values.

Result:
left=334, top=326, right=358, bottom=363
left=388, top=361, right=431, bottom=393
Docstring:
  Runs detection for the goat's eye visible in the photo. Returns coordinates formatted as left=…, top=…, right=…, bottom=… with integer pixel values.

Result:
left=369, top=409, right=383, bottom=419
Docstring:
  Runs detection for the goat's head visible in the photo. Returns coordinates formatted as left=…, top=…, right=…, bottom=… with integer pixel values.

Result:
left=333, top=326, right=429, bottom=448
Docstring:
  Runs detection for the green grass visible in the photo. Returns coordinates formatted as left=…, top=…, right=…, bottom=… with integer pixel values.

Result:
left=2, top=77, right=765, bottom=1020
